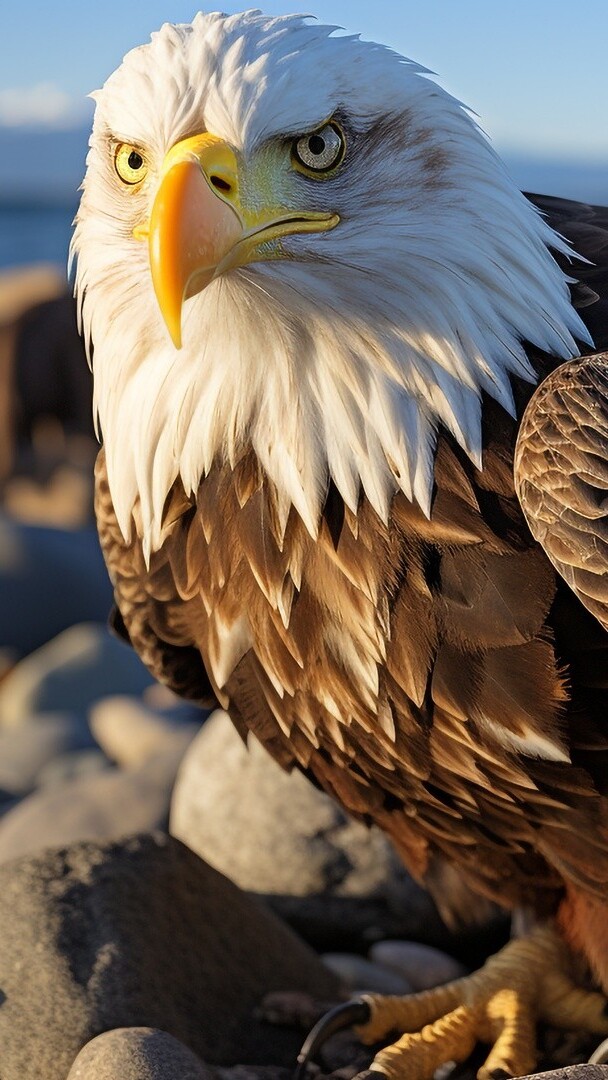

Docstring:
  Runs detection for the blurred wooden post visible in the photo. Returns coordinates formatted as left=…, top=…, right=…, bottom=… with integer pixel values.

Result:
left=0, top=265, right=65, bottom=483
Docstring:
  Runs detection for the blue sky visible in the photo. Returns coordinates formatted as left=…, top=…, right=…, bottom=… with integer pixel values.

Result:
left=1, top=0, right=608, bottom=159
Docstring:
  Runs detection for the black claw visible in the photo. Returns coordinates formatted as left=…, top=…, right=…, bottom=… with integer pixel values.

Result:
left=294, top=999, right=372, bottom=1080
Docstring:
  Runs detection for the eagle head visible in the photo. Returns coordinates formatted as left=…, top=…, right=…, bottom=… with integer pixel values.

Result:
left=73, top=10, right=588, bottom=556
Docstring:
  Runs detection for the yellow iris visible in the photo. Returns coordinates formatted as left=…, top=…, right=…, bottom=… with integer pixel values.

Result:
left=291, top=120, right=346, bottom=178
left=115, top=144, right=148, bottom=186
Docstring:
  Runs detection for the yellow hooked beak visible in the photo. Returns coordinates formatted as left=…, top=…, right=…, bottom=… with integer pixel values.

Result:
left=134, top=132, right=340, bottom=348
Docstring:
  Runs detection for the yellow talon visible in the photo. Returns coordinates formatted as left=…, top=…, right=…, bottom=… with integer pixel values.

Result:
left=353, top=925, right=608, bottom=1080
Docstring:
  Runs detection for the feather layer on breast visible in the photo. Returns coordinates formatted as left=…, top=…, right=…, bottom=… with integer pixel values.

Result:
left=96, top=391, right=608, bottom=923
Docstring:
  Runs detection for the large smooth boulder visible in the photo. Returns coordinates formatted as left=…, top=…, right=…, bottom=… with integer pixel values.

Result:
left=170, top=711, right=446, bottom=950
left=0, top=833, right=339, bottom=1080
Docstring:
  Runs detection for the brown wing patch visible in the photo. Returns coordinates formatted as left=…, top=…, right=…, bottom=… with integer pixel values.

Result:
left=515, top=353, right=608, bottom=631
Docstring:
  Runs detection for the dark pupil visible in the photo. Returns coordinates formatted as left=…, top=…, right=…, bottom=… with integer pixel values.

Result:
left=308, top=135, right=326, bottom=156
left=128, top=150, right=143, bottom=170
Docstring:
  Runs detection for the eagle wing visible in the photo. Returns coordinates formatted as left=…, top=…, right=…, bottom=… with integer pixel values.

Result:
left=527, top=194, right=608, bottom=352
left=515, top=196, right=608, bottom=630
left=515, top=352, right=608, bottom=631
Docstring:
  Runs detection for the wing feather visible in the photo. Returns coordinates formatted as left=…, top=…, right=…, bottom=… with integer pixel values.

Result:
left=515, top=352, right=608, bottom=630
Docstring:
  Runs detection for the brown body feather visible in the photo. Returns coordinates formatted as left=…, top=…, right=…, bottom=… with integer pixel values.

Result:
left=96, top=194, right=608, bottom=952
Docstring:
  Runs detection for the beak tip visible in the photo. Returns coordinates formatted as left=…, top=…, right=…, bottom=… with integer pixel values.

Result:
left=159, top=301, right=184, bottom=349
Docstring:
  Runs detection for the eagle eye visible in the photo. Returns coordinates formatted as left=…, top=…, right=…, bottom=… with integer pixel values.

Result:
left=115, top=143, right=148, bottom=186
left=292, top=122, right=345, bottom=176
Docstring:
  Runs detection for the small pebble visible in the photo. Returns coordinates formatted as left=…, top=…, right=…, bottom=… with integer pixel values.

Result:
left=36, top=748, right=111, bottom=788
left=0, top=713, right=95, bottom=795
left=143, top=683, right=183, bottom=710
left=90, top=695, right=200, bottom=768
left=66, top=1027, right=215, bottom=1079
left=369, top=940, right=466, bottom=992
left=321, top=952, right=413, bottom=994
left=433, top=1063, right=458, bottom=1080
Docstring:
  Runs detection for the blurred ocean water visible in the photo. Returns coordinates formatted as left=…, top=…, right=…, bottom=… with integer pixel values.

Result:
left=0, top=202, right=75, bottom=272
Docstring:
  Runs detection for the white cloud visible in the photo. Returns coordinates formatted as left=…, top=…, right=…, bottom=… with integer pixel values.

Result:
left=0, top=82, right=91, bottom=129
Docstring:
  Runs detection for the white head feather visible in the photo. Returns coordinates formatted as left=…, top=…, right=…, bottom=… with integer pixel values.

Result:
left=72, top=9, right=590, bottom=557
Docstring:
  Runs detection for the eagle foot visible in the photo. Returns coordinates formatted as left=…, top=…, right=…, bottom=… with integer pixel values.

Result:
left=296, top=926, right=608, bottom=1080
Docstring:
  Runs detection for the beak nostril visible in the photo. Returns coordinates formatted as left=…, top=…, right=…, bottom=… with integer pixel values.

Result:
left=210, top=175, right=231, bottom=193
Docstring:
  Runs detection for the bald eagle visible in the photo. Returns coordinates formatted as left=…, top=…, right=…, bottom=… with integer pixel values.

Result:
left=73, top=11, right=608, bottom=1079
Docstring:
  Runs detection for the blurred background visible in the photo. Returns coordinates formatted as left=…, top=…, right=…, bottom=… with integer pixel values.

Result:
left=0, top=0, right=606, bottom=915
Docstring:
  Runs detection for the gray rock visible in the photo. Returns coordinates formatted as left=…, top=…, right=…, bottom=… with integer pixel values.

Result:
left=0, top=832, right=340, bottom=1080
left=0, top=749, right=183, bottom=862
left=0, top=622, right=153, bottom=727
left=417, top=1041, right=608, bottom=1080
left=519, top=1069, right=608, bottom=1078
left=66, top=1028, right=215, bottom=1080
left=0, top=712, right=96, bottom=794
left=36, top=748, right=111, bottom=788
left=0, top=515, right=112, bottom=658
left=170, top=711, right=445, bottom=950
left=369, top=940, right=466, bottom=992
left=321, top=952, right=413, bottom=994
left=89, top=695, right=201, bottom=768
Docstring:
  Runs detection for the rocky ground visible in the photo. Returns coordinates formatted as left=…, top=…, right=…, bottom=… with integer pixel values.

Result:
left=0, top=267, right=605, bottom=1078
